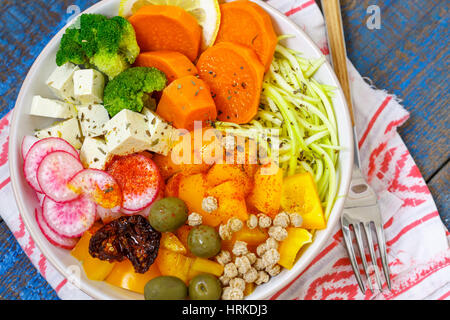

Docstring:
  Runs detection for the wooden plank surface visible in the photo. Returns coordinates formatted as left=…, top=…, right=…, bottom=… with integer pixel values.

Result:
left=428, top=161, right=450, bottom=227
left=0, top=0, right=448, bottom=300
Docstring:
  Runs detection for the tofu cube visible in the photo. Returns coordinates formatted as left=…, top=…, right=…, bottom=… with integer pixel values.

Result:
left=34, top=118, right=83, bottom=149
left=104, top=109, right=153, bottom=156
left=30, top=95, right=77, bottom=119
left=80, top=137, right=112, bottom=170
left=73, top=69, right=105, bottom=105
left=141, top=107, right=177, bottom=155
left=46, top=63, right=80, bottom=104
left=77, top=104, right=110, bottom=138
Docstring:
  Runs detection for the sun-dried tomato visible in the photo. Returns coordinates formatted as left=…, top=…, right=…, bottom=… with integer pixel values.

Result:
left=89, top=215, right=161, bottom=273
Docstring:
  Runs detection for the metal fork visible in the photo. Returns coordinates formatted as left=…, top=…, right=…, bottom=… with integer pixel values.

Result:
left=321, top=0, right=392, bottom=292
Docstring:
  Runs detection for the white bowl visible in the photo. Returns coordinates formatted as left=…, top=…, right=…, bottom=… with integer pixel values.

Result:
left=9, top=0, right=353, bottom=300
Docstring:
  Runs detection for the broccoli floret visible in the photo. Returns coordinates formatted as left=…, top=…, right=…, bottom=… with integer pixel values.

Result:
left=56, top=28, right=88, bottom=66
left=55, top=14, right=140, bottom=79
left=103, top=67, right=167, bottom=117
left=79, top=14, right=107, bottom=58
left=111, top=16, right=140, bottom=64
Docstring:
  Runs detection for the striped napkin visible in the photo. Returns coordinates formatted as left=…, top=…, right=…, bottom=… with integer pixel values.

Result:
left=0, top=0, right=448, bottom=300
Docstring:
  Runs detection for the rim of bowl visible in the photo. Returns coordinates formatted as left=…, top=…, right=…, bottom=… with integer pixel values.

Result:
left=9, top=0, right=353, bottom=300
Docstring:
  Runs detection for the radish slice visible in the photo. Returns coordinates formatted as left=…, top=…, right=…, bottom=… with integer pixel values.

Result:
left=107, top=154, right=162, bottom=212
left=35, top=207, right=78, bottom=249
left=120, top=188, right=163, bottom=216
left=36, top=192, right=45, bottom=206
left=68, top=169, right=122, bottom=209
left=37, top=151, right=83, bottom=203
left=24, top=137, right=79, bottom=192
left=22, top=136, right=39, bottom=160
left=42, top=195, right=96, bottom=238
left=97, top=205, right=122, bottom=224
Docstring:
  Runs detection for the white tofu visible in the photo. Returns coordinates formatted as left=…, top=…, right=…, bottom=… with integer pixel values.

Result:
left=34, top=118, right=83, bottom=149
left=141, top=107, right=177, bottom=156
left=30, top=95, right=77, bottom=119
left=104, top=109, right=153, bottom=156
left=46, top=63, right=80, bottom=104
left=73, top=69, right=105, bottom=105
left=79, top=137, right=112, bottom=170
left=77, top=104, right=110, bottom=138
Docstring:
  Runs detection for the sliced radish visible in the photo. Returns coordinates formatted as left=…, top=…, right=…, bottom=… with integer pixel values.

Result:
left=35, top=207, right=78, bottom=249
left=22, top=136, right=39, bottom=160
left=37, top=151, right=83, bottom=203
left=24, top=137, right=79, bottom=192
left=107, top=154, right=162, bottom=212
left=120, top=188, right=163, bottom=216
left=68, top=169, right=122, bottom=209
left=42, top=195, right=96, bottom=238
left=97, top=205, right=122, bottom=224
left=36, top=192, right=45, bottom=206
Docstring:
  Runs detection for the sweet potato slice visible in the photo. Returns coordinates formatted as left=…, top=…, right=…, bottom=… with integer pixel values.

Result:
left=215, top=0, right=277, bottom=71
left=129, top=5, right=202, bottom=61
left=135, top=51, right=198, bottom=83
left=197, top=42, right=264, bottom=124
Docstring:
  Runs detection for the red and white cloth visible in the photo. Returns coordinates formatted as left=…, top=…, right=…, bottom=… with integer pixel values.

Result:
left=0, top=0, right=448, bottom=300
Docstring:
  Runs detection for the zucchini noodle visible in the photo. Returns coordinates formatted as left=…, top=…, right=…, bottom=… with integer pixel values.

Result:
left=214, top=40, right=339, bottom=219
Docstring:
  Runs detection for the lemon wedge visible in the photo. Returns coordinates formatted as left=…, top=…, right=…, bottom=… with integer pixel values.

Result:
left=119, top=0, right=221, bottom=50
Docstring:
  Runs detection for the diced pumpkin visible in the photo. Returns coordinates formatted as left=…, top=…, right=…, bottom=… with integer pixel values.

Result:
left=106, top=259, right=161, bottom=294
left=160, top=232, right=187, bottom=254
left=82, top=255, right=115, bottom=281
left=247, top=163, right=283, bottom=217
left=278, top=227, right=312, bottom=269
left=178, top=173, right=222, bottom=226
left=208, top=180, right=249, bottom=223
left=71, top=223, right=103, bottom=262
left=244, top=282, right=255, bottom=296
left=71, top=226, right=115, bottom=281
left=164, top=172, right=184, bottom=197
left=187, top=257, right=224, bottom=280
left=176, top=225, right=194, bottom=256
left=206, top=163, right=253, bottom=195
left=281, top=172, right=326, bottom=229
left=153, top=127, right=216, bottom=180
left=71, top=230, right=93, bottom=262
left=221, top=225, right=268, bottom=252
left=155, top=248, right=194, bottom=284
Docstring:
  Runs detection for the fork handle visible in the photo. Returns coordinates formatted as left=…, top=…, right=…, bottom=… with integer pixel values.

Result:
left=321, top=0, right=355, bottom=125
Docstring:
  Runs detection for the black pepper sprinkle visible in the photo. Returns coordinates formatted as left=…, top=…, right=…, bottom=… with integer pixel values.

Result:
left=98, top=147, right=106, bottom=155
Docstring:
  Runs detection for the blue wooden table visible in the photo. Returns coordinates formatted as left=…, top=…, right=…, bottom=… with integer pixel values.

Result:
left=0, top=0, right=448, bottom=300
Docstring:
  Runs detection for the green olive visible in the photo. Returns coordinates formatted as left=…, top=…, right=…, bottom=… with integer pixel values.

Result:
left=144, top=276, right=188, bottom=300
left=187, top=225, right=221, bottom=258
left=148, top=197, right=188, bottom=232
left=189, top=274, right=222, bottom=300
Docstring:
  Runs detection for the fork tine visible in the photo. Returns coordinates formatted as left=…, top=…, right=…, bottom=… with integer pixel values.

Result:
left=363, top=222, right=383, bottom=290
left=374, top=221, right=391, bottom=290
left=353, top=222, right=374, bottom=293
left=341, top=215, right=365, bottom=293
